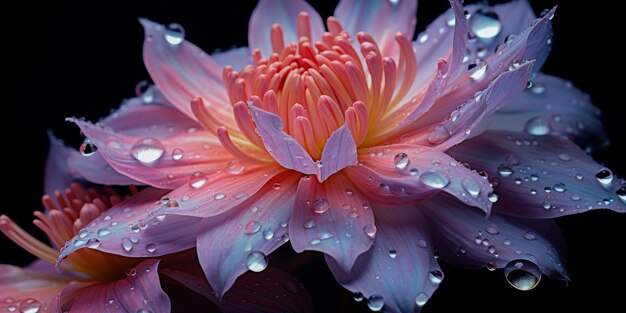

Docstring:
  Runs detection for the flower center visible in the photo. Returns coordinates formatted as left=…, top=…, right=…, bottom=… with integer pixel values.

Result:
left=221, top=12, right=418, bottom=159
left=0, top=184, right=138, bottom=281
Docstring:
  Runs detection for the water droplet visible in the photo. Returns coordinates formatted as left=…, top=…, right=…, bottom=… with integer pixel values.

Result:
left=189, top=172, right=207, bottom=188
left=595, top=169, right=613, bottom=185
left=486, top=224, right=499, bottom=235
left=353, top=292, right=364, bottom=302
left=303, top=219, right=316, bottom=229
left=388, top=250, right=397, bottom=258
left=508, top=59, right=522, bottom=70
left=394, top=152, right=410, bottom=170
left=280, top=233, right=290, bottom=242
left=418, top=33, right=429, bottom=44
left=468, top=59, right=488, bottom=80
left=367, top=294, right=384, bottom=311
left=428, top=270, right=444, bottom=285
left=171, top=148, right=183, bottom=161
left=417, top=239, right=428, bottom=249
left=214, top=193, right=226, bottom=200
left=427, top=125, right=451, bottom=144
left=524, top=117, right=550, bottom=136
left=486, top=261, right=497, bottom=271
left=17, top=298, right=40, bottom=313
left=419, top=171, right=450, bottom=189
left=164, top=23, right=185, bottom=46
left=617, top=186, right=626, bottom=202
left=131, top=137, right=165, bottom=164
left=146, top=243, right=157, bottom=253
left=121, top=237, right=133, bottom=252
left=135, top=80, right=154, bottom=103
left=263, top=228, right=274, bottom=240
left=312, top=198, right=330, bottom=214
left=79, top=140, right=98, bottom=156
left=524, top=232, right=536, bottom=240
left=469, top=9, right=501, bottom=39
left=530, top=84, right=545, bottom=95
left=542, top=200, right=552, bottom=210
left=363, top=224, right=377, bottom=239
left=497, top=164, right=514, bottom=177
left=244, top=221, right=262, bottom=235
left=226, top=160, right=246, bottom=174
left=462, top=178, right=481, bottom=198
left=488, top=192, right=499, bottom=203
left=553, top=182, right=567, bottom=193
left=87, top=238, right=101, bottom=248
left=97, top=228, right=111, bottom=237
left=504, top=259, right=542, bottom=291
left=558, top=153, right=571, bottom=162
left=415, top=292, right=429, bottom=307
left=272, top=183, right=282, bottom=190
left=246, top=251, right=268, bottom=272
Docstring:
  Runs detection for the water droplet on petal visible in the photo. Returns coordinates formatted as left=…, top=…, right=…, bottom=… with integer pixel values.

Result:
left=524, top=232, right=536, bottom=240
left=468, top=59, right=488, bottom=80
left=131, top=137, right=165, bottom=164
left=146, top=243, right=156, bottom=253
left=427, top=125, right=451, bottom=144
left=303, top=219, right=316, bottom=229
left=312, top=198, right=330, bottom=214
left=171, top=148, right=184, bottom=161
left=617, top=186, right=626, bottom=202
left=393, top=152, right=410, bottom=170
left=121, top=237, right=133, bottom=252
left=488, top=192, right=499, bottom=203
left=486, top=261, right=497, bottom=271
left=388, top=250, right=397, bottom=259
left=419, top=171, right=450, bottom=189
left=246, top=251, right=268, bottom=272
left=244, top=221, right=262, bottom=235
left=462, top=178, right=481, bottom=198
left=226, top=160, right=245, bottom=174
left=17, top=298, right=40, bottom=313
left=353, top=292, right=364, bottom=302
left=214, top=193, right=226, bottom=200
left=542, top=200, right=552, bottom=210
left=497, top=164, right=514, bottom=178
left=504, top=259, right=542, bottom=291
left=553, top=182, right=567, bottom=193
left=87, top=238, right=101, bottom=248
left=417, top=239, right=428, bottom=249
left=135, top=80, right=154, bottom=103
left=97, top=228, right=111, bottom=237
left=367, top=294, right=384, bottom=311
left=79, top=140, right=98, bottom=156
left=189, top=172, right=207, bottom=188
left=524, top=117, right=551, bottom=136
left=595, top=169, right=613, bottom=185
left=415, top=292, right=429, bottom=307
left=486, top=224, right=499, bottom=235
left=164, top=23, right=185, bottom=46
left=363, top=224, right=377, bottom=239
left=428, top=270, right=444, bottom=285
left=469, top=9, right=502, bottom=39
left=263, top=228, right=274, bottom=240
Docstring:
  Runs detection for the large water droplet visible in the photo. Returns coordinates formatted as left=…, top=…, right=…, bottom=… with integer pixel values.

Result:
left=524, top=117, right=551, bottom=136
left=171, top=148, right=184, bottom=161
left=131, top=137, right=165, bottom=164
left=363, top=224, right=377, bottom=239
left=146, top=243, right=157, bottom=253
left=226, top=160, right=246, bottom=174
left=595, top=169, right=613, bottom=185
left=97, top=228, right=111, bottom=237
left=428, top=270, right=444, bottom=285
left=488, top=192, right=499, bottom=203
left=263, top=228, right=274, bottom=240
left=244, top=220, right=262, bottom=235
left=87, top=238, right=101, bottom=248
left=79, top=140, right=98, bottom=156
left=468, top=59, right=488, bottom=80
left=497, top=164, right=514, bottom=178
left=121, top=237, right=133, bottom=252
left=189, top=172, right=207, bottom=188
left=469, top=9, right=502, bottom=39
left=164, top=23, right=185, bottom=46
left=17, top=298, right=40, bottom=313
left=312, top=198, right=330, bottom=214
left=427, top=125, right=451, bottom=144
left=462, top=178, right=481, bottom=198
left=415, top=292, right=429, bottom=307
left=504, top=259, right=542, bottom=291
left=367, top=294, right=384, bottom=311
left=419, top=171, right=450, bottom=189
left=246, top=251, right=268, bottom=272
left=394, top=152, right=410, bottom=170
left=617, top=186, right=626, bottom=203
left=553, top=182, right=567, bottom=193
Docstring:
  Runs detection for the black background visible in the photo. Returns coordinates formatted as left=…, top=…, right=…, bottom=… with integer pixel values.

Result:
left=3, top=1, right=625, bottom=312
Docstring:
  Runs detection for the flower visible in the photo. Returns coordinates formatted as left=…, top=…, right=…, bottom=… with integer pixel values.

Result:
left=54, top=0, right=624, bottom=311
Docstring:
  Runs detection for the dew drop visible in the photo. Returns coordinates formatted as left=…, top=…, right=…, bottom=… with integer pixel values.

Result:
left=79, top=140, right=98, bottom=156
left=504, top=259, right=542, bottom=291
left=121, top=237, right=133, bottom=252
left=462, top=178, right=481, bottom=198
left=189, top=172, right=207, bottom=188
left=427, top=125, right=451, bottom=144
left=428, top=270, right=444, bottom=285
left=135, top=80, right=154, bottom=103
left=312, top=198, right=330, bottom=214
left=263, top=228, right=274, bottom=240
left=171, top=148, right=184, bottom=161
left=244, top=221, right=262, bottom=235
left=363, top=224, right=377, bottom=239
left=524, top=117, right=550, bottom=136
left=367, top=294, right=384, bottom=311
left=87, top=238, right=101, bottom=248
left=486, top=224, right=499, bottom=235
left=353, top=292, right=364, bottom=302
left=131, top=137, right=165, bottom=164
left=226, top=160, right=246, bottom=174
left=393, top=152, right=410, bottom=170
left=469, top=9, right=502, bottom=39
left=595, top=169, right=613, bottom=185
left=417, top=239, right=428, bottom=249
left=553, top=182, right=567, bottom=193
left=409, top=168, right=419, bottom=176
left=468, top=59, right=488, bottom=80
left=486, top=261, right=497, bottom=271
left=415, top=292, right=429, bottom=307
left=246, top=251, right=268, bottom=272
left=542, top=200, right=552, bottom=210
left=524, top=232, right=536, bottom=240
left=497, top=164, right=514, bottom=178
left=164, top=23, right=185, bottom=46
left=146, top=243, right=156, bottom=253
left=617, top=186, right=626, bottom=202
left=488, top=192, right=499, bottom=203
left=303, top=219, right=316, bottom=229
left=97, top=228, right=111, bottom=237
left=388, top=250, right=397, bottom=259
left=419, top=171, right=450, bottom=189
left=17, top=298, right=40, bottom=313
left=214, top=193, right=226, bottom=200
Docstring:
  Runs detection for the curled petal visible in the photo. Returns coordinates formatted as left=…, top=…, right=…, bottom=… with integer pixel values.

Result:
left=318, top=124, right=358, bottom=182
left=448, top=131, right=625, bottom=218
left=326, top=205, right=440, bottom=313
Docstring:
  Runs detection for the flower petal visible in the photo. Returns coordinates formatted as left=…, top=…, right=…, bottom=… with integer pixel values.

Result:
left=289, top=173, right=375, bottom=271
left=448, top=131, right=625, bottom=218
left=211, top=47, right=252, bottom=70
left=70, top=111, right=235, bottom=189
left=318, top=124, right=357, bottom=182
left=345, top=145, right=493, bottom=214
left=334, top=0, right=417, bottom=57
left=248, top=103, right=317, bottom=175
left=248, top=0, right=325, bottom=57
left=489, top=73, right=607, bottom=152
left=326, top=205, right=440, bottom=313
left=68, top=259, right=171, bottom=312
left=0, top=263, right=69, bottom=304
left=197, top=171, right=298, bottom=297
left=45, top=133, right=81, bottom=196
left=58, top=166, right=283, bottom=260
left=422, top=196, right=568, bottom=279
left=140, top=19, right=235, bottom=126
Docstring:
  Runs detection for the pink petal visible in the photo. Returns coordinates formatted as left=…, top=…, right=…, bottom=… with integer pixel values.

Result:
left=58, top=167, right=284, bottom=260
left=334, top=0, right=417, bottom=57
left=67, top=152, right=140, bottom=186
left=68, top=259, right=171, bottom=312
left=422, top=196, right=568, bottom=279
left=248, top=104, right=317, bottom=175
left=211, top=47, right=252, bottom=70
left=140, top=19, right=235, bottom=126
left=345, top=145, right=493, bottom=214
left=0, top=263, right=69, bottom=305
left=45, top=133, right=81, bottom=196
left=248, top=0, right=325, bottom=57
left=197, top=171, right=299, bottom=297
left=70, top=112, right=235, bottom=189
left=489, top=73, right=607, bottom=152
left=326, top=205, right=440, bottom=313
left=448, top=131, right=625, bottom=218
left=289, top=173, right=375, bottom=271
left=318, top=124, right=357, bottom=182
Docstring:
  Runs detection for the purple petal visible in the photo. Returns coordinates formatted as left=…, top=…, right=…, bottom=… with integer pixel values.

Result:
left=289, top=173, right=375, bottom=271
left=448, top=131, right=625, bottom=218
left=197, top=172, right=299, bottom=297
left=422, top=196, right=567, bottom=279
left=326, top=205, right=440, bottom=313
left=0, top=263, right=69, bottom=304
left=67, top=259, right=171, bottom=312
left=248, top=104, right=317, bottom=175
left=211, top=47, right=252, bottom=70
left=45, top=133, right=80, bottom=196
left=489, top=73, right=607, bottom=152
left=345, top=145, right=493, bottom=214
left=140, top=19, right=235, bottom=125
left=334, top=0, right=417, bottom=57
left=249, top=0, right=325, bottom=57
left=318, top=124, right=357, bottom=182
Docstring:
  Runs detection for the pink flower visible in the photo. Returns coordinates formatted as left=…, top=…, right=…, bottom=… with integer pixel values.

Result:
left=55, top=0, right=624, bottom=311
